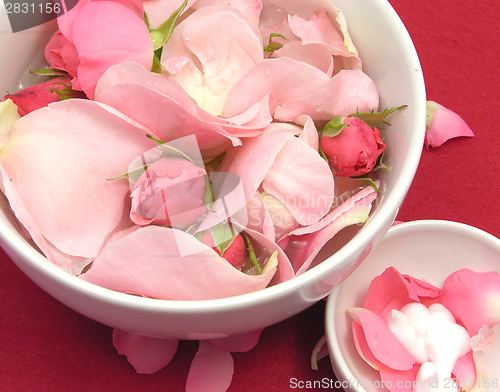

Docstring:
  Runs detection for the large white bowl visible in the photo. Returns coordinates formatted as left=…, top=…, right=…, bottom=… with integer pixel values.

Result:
left=0, top=0, right=426, bottom=339
left=325, top=220, right=500, bottom=392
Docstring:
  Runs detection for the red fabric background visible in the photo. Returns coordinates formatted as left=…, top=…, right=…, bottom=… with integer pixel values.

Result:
left=1, top=1, right=499, bottom=391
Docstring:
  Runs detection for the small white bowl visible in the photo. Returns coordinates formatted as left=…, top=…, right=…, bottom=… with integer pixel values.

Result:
left=0, top=0, right=426, bottom=339
left=325, top=220, right=500, bottom=392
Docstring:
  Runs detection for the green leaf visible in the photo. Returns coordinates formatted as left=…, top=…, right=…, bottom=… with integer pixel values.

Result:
left=350, top=105, right=407, bottom=128
left=149, top=0, right=188, bottom=51
left=352, top=177, right=379, bottom=193
left=151, top=55, right=162, bottom=74
left=204, top=174, right=214, bottom=212
left=321, top=116, right=348, bottom=137
left=29, top=69, right=68, bottom=78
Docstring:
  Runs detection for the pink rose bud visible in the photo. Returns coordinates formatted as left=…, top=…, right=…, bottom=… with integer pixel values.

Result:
left=4, top=77, right=86, bottom=116
left=320, top=116, right=386, bottom=177
left=130, top=157, right=208, bottom=229
left=425, top=101, right=474, bottom=149
left=199, top=230, right=248, bottom=270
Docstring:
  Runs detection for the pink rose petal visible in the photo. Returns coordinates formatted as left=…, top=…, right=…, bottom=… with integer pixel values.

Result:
left=403, top=274, right=442, bottom=307
left=186, top=341, right=234, bottom=392
left=161, top=6, right=263, bottom=115
left=425, top=101, right=474, bottom=149
left=72, top=1, right=154, bottom=99
left=377, top=364, right=420, bottom=392
left=192, top=0, right=262, bottom=28
left=274, top=42, right=334, bottom=77
left=143, top=0, right=196, bottom=30
left=363, top=267, right=421, bottom=316
left=0, top=99, right=154, bottom=260
left=441, top=269, right=500, bottom=335
left=113, top=329, right=178, bottom=374
left=263, top=136, right=334, bottom=226
left=223, top=57, right=330, bottom=118
left=348, top=307, right=417, bottom=371
left=274, top=69, right=379, bottom=123
left=451, top=351, right=476, bottom=390
left=80, top=226, right=280, bottom=300
left=208, top=329, right=264, bottom=353
left=282, top=184, right=378, bottom=274
left=352, top=321, right=383, bottom=371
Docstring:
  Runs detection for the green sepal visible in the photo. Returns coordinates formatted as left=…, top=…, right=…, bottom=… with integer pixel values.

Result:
left=211, top=222, right=237, bottom=256
left=205, top=151, right=227, bottom=172
left=350, top=177, right=379, bottom=193
left=204, top=174, right=214, bottom=212
left=242, top=233, right=262, bottom=275
left=49, top=82, right=81, bottom=100
left=317, top=140, right=329, bottom=162
left=151, top=55, right=162, bottom=74
left=29, top=69, right=68, bottom=78
left=149, top=0, right=188, bottom=51
left=350, top=105, right=407, bottom=128
left=321, top=116, right=348, bottom=137
left=263, top=33, right=286, bottom=53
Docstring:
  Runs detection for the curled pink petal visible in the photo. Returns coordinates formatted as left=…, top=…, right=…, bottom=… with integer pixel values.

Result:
left=281, top=184, right=378, bottom=274
left=186, top=341, right=234, bottom=392
left=348, top=307, right=417, bottom=371
left=274, top=69, right=379, bottom=123
left=262, top=136, right=334, bottom=226
left=223, top=57, right=330, bottom=118
left=352, top=321, right=383, bottom=371
left=192, top=0, right=263, bottom=28
left=451, top=351, right=476, bottom=390
left=403, top=274, right=442, bottom=307
left=80, top=226, right=280, bottom=300
left=441, top=269, right=500, bottom=335
left=363, top=267, right=421, bottom=317
left=0, top=99, right=154, bottom=261
left=113, top=329, right=178, bottom=374
left=310, top=334, right=329, bottom=370
left=425, top=101, right=474, bottom=149
left=161, top=6, right=263, bottom=115
left=72, top=1, right=154, bottom=99
left=208, top=329, right=264, bottom=353
left=274, top=42, right=334, bottom=77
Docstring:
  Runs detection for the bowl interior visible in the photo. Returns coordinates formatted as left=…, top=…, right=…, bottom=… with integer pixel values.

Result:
left=325, top=220, right=500, bottom=392
left=0, top=1, right=426, bottom=339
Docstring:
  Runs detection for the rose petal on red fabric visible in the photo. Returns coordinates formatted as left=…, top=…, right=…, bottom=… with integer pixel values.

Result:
left=377, top=364, right=420, bottom=392
left=310, top=334, right=330, bottom=370
left=363, top=267, right=421, bottom=316
left=185, top=341, right=234, bottom=392
left=79, top=226, right=281, bottom=300
left=425, top=101, right=474, bottom=149
left=72, top=1, right=154, bottom=99
left=113, top=329, right=178, bottom=374
left=348, top=307, right=417, bottom=371
left=441, top=269, right=500, bottom=335
left=208, top=329, right=264, bottom=353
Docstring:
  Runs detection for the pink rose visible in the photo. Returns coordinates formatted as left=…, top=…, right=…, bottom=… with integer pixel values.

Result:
left=4, top=77, right=86, bottom=116
left=130, top=157, right=208, bottom=229
left=45, top=0, right=153, bottom=99
left=320, top=116, right=386, bottom=177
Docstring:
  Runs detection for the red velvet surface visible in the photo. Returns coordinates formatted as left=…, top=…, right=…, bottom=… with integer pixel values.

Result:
left=1, top=1, right=499, bottom=391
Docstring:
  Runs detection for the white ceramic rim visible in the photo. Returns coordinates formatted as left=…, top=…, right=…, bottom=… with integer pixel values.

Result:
left=0, top=0, right=426, bottom=314
left=325, top=219, right=500, bottom=392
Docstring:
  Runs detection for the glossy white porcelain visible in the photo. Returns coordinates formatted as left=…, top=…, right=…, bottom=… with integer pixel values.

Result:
left=325, top=220, right=500, bottom=392
left=0, top=0, right=426, bottom=339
